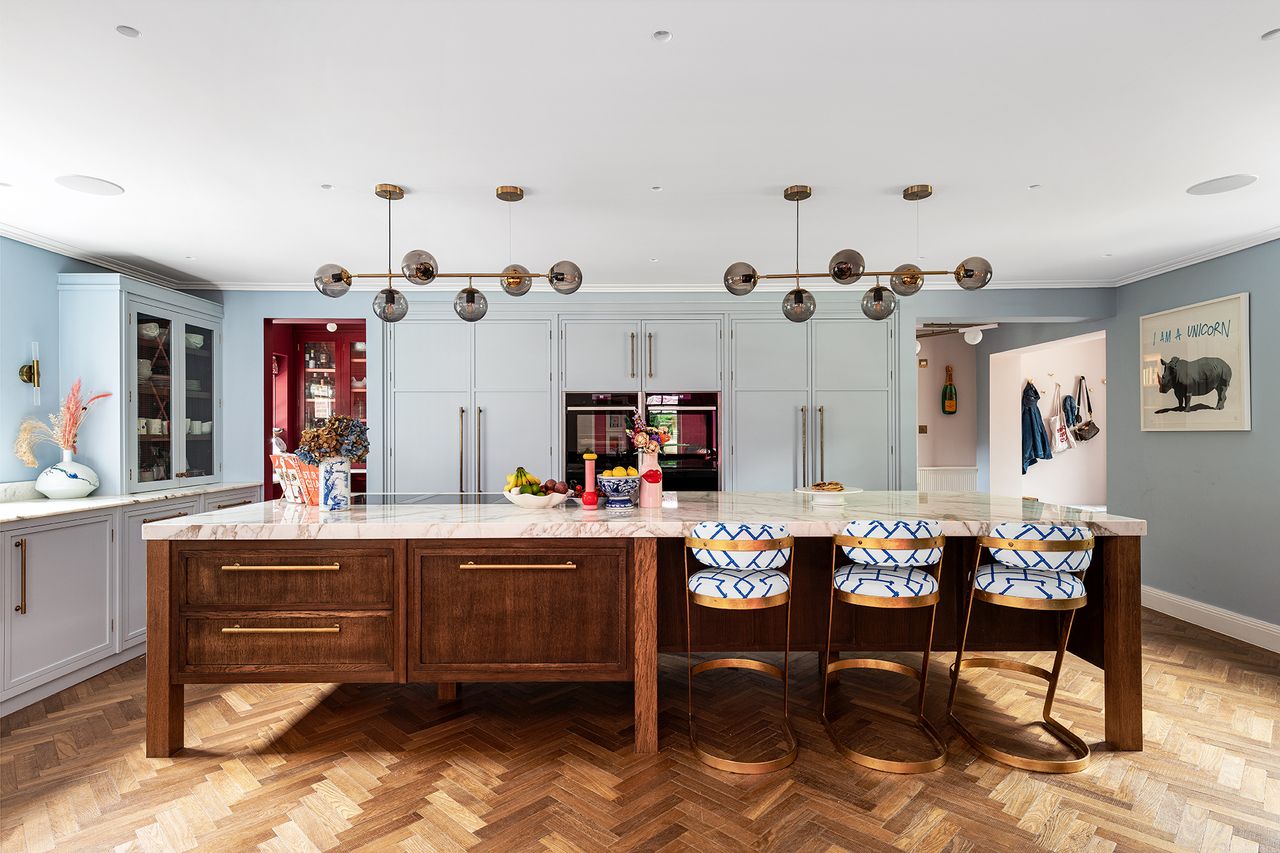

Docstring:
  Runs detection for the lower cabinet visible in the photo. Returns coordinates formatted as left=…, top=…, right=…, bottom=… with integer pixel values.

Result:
left=408, top=539, right=631, bottom=680
left=2, top=513, right=114, bottom=695
left=121, top=499, right=198, bottom=648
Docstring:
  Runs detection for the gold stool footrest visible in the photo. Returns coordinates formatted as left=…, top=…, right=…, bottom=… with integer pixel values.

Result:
left=692, top=657, right=785, bottom=679
left=949, top=656, right=1090, bottom=774
left=689, top=657, right=797, bottom=774
left=823, top=657, right=946, bottom=774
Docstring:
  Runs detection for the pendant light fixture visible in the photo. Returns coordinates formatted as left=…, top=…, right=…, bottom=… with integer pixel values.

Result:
left=721, top=185, right=993, bottom=322
left=313, top=183, right=583, bottom=323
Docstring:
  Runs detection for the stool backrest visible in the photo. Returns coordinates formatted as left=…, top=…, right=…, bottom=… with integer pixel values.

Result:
left=688, top=522, right=792, bottom=569
left=983, top=522, right=1094, bottom=572
left=838, top=519, right=943, bottom=567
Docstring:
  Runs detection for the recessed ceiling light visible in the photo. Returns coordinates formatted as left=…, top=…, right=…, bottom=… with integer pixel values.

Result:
left=1185, top=174, right=1258, bottom=195
left=1262, top=27, right=1280, bottom=41
left=652, top=30, right=672, bottom=43
left=0, top=182, right=11, bottom=188
left=115, top=25, right=140, bottom=38
left=184, top=256, right=195, bottom=260
left=320, top=183, right=334, bottom=190
left=55, top=174, right=125, bottom=196
left=1027, top=183, right=1042, bottom=190
left=325, top=322, right=339, bottom=332
left=649, top=257, right=659, bottom=262
left=650, top=185, right=662, bottom=192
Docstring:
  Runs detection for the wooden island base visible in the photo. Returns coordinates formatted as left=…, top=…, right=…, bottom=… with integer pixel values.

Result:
left=146, top=533, right=1142, bottom=758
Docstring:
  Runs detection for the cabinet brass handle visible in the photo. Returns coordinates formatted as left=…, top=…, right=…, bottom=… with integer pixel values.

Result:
left=143, top=511, right=189, bottom=524
left=458, top=406, right=466, bottom=492
left=647, top=332, right=654, bottom=379
left=629, top=331, right=637, bottom=378
left=475, top=406, right=482, bottom=491
left=221, top=624, right=340, bottom=634
left=458, top=561, right=578, bottom=570
left=13, top=538, right=27, bottom=614
left=220, top=563, right=340, bottom=572
left=818, top=404, right=826, bottom=482
left=800, top=405, right=809, bottom=488
left=212, top=499, right=251, bottom=510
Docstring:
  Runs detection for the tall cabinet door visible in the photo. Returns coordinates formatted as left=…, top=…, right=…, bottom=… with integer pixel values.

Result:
left=390, top=321, right=473, bottom=492
left=812, top=319, right=893, bottom=489
left=178, top=319, right=219, bottom=484
left=642, top=320, right=721, bottom=391
left=474, top=321, right=553, bottom=491
left=562, top=320, right=641, bottom=391
left=731, top=319, right=810, bottom=490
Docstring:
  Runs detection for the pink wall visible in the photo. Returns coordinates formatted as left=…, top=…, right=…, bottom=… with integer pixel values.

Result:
left=989, top=331, right=1107, bottom=506
left=916, top=334, right=977, bottom=467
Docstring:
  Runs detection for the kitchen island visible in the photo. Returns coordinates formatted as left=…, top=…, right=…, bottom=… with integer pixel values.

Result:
left=142, top=491, right=1146, bottom=758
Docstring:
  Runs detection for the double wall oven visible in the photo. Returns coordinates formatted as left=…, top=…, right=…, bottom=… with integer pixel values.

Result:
left=563, top=392, right=720, bottom=491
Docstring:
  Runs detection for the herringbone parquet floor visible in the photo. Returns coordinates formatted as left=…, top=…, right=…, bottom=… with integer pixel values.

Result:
left=2, top=608, right=1277, bottom=852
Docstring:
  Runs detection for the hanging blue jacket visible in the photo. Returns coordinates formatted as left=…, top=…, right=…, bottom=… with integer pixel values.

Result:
left=1022, top=382, right=1052, bottom=474
left=1062, top=393, right=1079, bottom=427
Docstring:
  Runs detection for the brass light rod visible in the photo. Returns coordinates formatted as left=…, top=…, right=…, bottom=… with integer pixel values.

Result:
left=350, top=271, right=547, bottom=280
left=757, top=269, right=953, bottom=281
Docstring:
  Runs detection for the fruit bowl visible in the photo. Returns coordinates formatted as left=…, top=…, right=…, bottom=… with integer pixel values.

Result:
left=596, top=475, right=641, bottom=511
left=503, top=489, right=570, bottom=509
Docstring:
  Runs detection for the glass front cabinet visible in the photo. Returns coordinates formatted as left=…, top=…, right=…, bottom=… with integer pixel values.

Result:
left=130, top=302, right=222, bottom=490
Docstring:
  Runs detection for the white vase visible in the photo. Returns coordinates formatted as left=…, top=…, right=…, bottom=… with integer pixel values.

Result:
left=318, top=456, right=351, bottom=512
left=35, top=449, right=100, bottom=499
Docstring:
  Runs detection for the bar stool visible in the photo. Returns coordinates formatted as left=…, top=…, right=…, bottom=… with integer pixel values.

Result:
left=947, top=522, right=1095, bottom=774
left=822, top=519, right=948, bottom=773
left=684, top=521, right=798, bottom=774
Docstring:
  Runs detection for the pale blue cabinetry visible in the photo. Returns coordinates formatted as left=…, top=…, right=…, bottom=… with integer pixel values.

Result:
left=812, top=319, right=893, bottom=490
left=562, top=319, right=721, bottom=392
left=641, top=320, right=721, bottom=390
left=563, top=320, right=642, bottom=391
left=389, top=319, right=553, bottom=491
left=731, top=319, right=809, bottom=490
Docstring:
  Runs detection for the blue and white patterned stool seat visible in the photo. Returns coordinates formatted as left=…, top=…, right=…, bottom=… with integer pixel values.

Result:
left=976, top=565, right=1085, bottom=600
left=689, top=568, right=791, bottom=599
left=988, top=522, right=1093, bottom=572
left=690, top=522, right=791, bottom=569
left=835, top=565, right=938, bottom=599
left=841, top=519, right=942, bottom=566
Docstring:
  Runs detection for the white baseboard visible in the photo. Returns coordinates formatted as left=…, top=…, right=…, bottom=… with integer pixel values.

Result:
left=1142, top=586, right=1280, bottom=653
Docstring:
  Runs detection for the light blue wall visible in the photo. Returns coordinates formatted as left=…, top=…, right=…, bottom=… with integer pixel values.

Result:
left=974, top=240, right=1279, bottom=622
left=0, top=237, right=109, bottom=482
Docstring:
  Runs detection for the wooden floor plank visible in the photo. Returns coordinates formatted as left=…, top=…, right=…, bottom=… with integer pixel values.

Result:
left=2, top=609, right=1277, bottom=852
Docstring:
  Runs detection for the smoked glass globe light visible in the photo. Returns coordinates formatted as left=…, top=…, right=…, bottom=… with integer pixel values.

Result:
left=500, top=263, right=533, bottom=296
left=400, top=250, right=438, bottom=285
left=828, top=249, right=866, bottom=285
left=861, top=285, right=897, bottom=321
left=314, top=263, right=352, bottom=297
left=890, top=262, right=924, bottom=296
left=548, top=260, right=583, bottom=294
left=453, top=286, right=489, bottom=322
left=723, top=262, right=758, bottom=296
left=781, top=287, right=816, bottom=323
left=372, top=287, right=409, bottom=322
left=955, top=256, right=993, bottom=290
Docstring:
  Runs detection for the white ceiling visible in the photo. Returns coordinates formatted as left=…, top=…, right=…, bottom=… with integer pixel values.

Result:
left=1, top=0, right=1277, bottom=291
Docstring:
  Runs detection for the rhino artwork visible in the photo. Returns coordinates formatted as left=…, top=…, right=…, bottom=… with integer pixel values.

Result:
left=1158, top=356, right=1232, bottom=411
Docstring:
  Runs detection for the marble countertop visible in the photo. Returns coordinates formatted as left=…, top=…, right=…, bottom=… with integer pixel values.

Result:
left=0, top=482, right=260, bottom=524
left=142, top=491, right=1146, bottom=540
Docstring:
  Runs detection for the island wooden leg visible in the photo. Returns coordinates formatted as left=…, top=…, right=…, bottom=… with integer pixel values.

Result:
left=146, top=541, right=183, bottom=757
left=437, top=682, right=459, bottom=701
left=632, top=538, right=659, bottom=753
left=1102, top=536, right=1144, bottom=751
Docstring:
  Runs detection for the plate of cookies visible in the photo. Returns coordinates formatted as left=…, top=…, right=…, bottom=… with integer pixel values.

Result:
left=795, top=481, right=863, bottom=505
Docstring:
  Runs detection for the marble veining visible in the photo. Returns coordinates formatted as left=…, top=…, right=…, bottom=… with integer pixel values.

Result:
left=142, top=491, right=1147, bottom=540
left=0, top=483, right=261, bottom=525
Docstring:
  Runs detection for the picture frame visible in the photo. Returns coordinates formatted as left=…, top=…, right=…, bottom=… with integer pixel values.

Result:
left=1140, top=292, right=1250, bottom=431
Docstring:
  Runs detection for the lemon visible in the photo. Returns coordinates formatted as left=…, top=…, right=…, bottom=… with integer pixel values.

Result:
left=611, top=466, right=627, bottom=477
left=626, top=466, right=638, bottom=476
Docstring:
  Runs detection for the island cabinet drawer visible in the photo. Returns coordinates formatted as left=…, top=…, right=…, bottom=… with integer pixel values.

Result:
left=178, top=546, right=396, bottom=608
left=408, top=540, right=631, bottom=679
left=178, top=614, right=396, bottom=679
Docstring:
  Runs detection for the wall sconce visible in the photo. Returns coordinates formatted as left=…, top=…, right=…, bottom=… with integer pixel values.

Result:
left=17, top=342, right=40, bottom=405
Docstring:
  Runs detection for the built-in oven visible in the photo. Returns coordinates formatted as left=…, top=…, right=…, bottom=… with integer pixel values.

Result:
left=563, top=392, right=640, bottom=487
left=643, top=392, right=719, bottom=491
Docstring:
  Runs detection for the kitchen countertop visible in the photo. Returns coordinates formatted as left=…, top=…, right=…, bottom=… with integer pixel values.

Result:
left=141, top=491, right=1146, bottom=540
left=0, top=482, right=261, bottom=524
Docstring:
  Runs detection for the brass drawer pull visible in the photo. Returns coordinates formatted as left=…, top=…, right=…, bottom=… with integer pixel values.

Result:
left=221, top=624, right=341, bottom=634
left=13, top=538, right=27, bottom=614
left=212, top=499, right=252, bottom=509
left=143, top=511, right=189, bottom=524
left=459, top=561, right=578, bottom=570
left=220, top=563, right=341, bottom=572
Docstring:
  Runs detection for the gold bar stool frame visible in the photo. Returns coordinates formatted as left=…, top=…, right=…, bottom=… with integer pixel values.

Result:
left=684, top=523, right=798, bottom=774
left=947, top=524, right=1095, bottom=774
left=822, top=521, right=948, bottom=774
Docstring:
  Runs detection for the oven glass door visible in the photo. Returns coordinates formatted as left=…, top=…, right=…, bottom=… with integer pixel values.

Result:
left=644, top=393, right=719, bottom=490
left=564, top=393, right=639, bottom=484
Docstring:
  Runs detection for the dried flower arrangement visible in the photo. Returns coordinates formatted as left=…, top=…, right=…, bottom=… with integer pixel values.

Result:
left=13, top=379, right=111, bottom=467
left=627, top=409, right=670, bottom=455
left=294, top=414, right=370, bottom=466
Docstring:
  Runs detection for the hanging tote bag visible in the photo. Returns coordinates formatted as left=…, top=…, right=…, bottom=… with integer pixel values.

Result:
left=1072, top=376, right=1100, bottom=442
left=1048, top=383, right=1073, bottom=453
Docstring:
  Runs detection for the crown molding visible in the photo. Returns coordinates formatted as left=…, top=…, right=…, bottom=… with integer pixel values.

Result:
left=0, top=222, right=180, bottom=289
left=1112, top=226, right=1280, bottom=286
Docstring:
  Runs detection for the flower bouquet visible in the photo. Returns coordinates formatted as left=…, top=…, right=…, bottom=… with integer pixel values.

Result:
left=294, top=415, right=369, bottom=511
left=626, top=410, right=670, bottom=455
left=13, top=379, right=112, bottom=498
left=626, top=410, right=669, bottom=509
